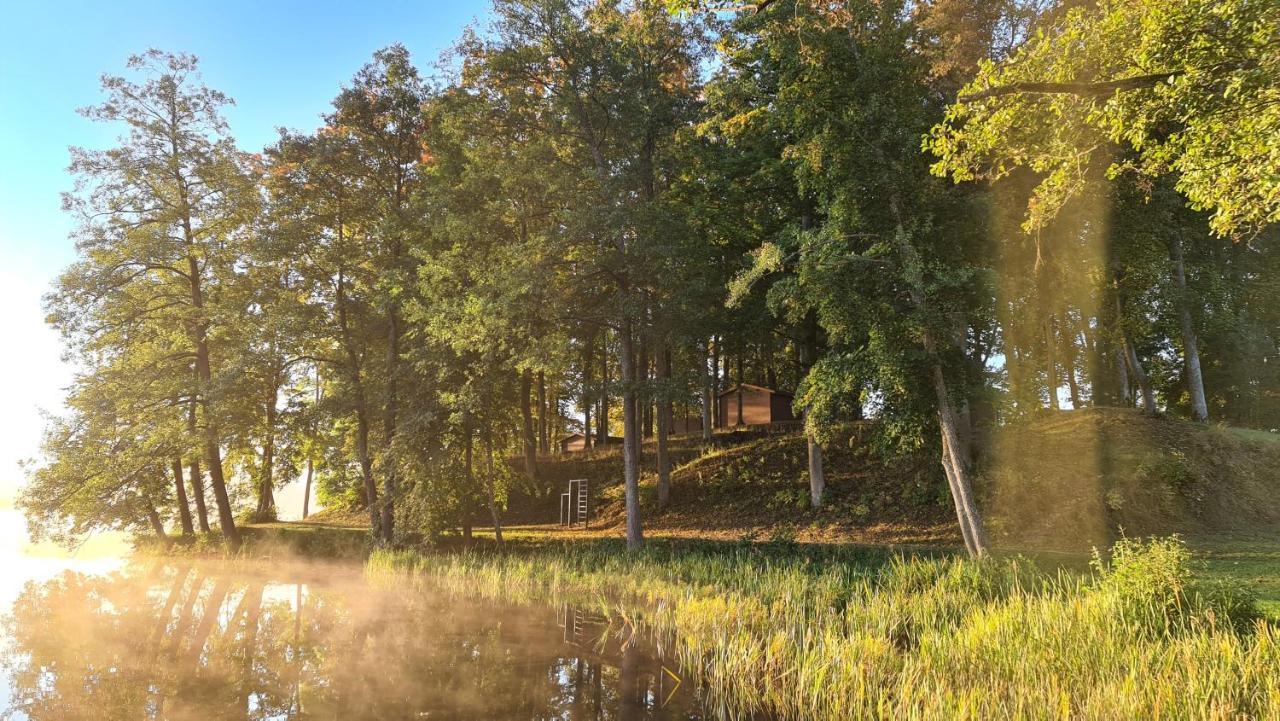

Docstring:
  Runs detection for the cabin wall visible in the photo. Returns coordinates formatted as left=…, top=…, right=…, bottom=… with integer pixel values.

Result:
left=671, top=414, right=704, bottom=436
left=718, top=388, right=772, bottom=427
left=560, top=435, right=587, bottom=453
left=770, top=393, right=797, bottom=423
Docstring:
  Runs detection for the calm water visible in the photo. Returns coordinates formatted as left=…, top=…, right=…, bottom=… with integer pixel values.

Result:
left=0, top=556, right=715, bottom=720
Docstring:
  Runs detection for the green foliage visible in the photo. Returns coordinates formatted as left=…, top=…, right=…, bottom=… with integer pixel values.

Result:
left=1095, top=536, right=1259, bottom=630
left=930, top=0, right=1280, bottom=238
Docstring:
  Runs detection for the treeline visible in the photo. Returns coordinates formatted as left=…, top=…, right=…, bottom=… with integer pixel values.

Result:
left=24, top=0, right=1278, bottom=555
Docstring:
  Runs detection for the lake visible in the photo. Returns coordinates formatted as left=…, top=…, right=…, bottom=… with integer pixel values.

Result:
left=0, top=545, right=717, bottom=720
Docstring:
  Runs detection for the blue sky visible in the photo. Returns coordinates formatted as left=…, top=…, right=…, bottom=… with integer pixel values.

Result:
left=0, top=0, right=490, bottom=506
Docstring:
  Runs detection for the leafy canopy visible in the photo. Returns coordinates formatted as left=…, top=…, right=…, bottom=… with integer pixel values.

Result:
left=928, top=0, right=1280, bottom=237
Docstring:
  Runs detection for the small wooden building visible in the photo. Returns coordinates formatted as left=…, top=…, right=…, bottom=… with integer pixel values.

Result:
left=670, top=412, right=705, bottom=436
left=558, top=432, right=624, bottom=453
left=558, top=433, right=588, bottom=453
left=716, top=384, right=797, bottom=428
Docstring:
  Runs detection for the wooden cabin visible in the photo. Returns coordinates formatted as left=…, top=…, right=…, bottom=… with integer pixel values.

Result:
left=558, top=433, right=588, bottom=453
left=558, top=432, right=624, bottom=453
left=716, top=384, right=797, bottom=428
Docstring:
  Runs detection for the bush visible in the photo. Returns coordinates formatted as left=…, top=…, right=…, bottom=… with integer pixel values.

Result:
left=238, top=507, right=278, bottom=524
left=1094, top=536, right=1259, bottom=631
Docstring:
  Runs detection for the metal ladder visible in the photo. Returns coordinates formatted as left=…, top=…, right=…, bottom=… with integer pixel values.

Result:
left=560, top=479, right=590, bottom=528
left=575, top=479, right=589, bottom=529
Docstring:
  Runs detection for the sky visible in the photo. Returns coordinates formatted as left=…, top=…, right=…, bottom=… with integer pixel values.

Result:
left=0, top=0, right=490, bottom=515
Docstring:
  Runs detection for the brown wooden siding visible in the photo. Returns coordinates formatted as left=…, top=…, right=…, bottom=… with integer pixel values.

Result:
left=718, top=386, right=773, bottom=427
left=770, top=392, right=797, bottom=423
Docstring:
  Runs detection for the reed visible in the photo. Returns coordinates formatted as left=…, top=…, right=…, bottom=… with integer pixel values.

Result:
left=367, top=537, right=1277, bottom=720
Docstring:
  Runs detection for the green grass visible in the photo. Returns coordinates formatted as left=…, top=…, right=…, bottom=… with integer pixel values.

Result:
left=1220, top=425, right=1280, bottom=445
left=1191, top=535, right=1280, bottom=621
left=138, top=521, right=371, bottom=560
left=367, top=536, right=1278, bottom=720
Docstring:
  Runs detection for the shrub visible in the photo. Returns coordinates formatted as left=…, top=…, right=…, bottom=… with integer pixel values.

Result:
left=1094, top=536, right=1259, bottom=631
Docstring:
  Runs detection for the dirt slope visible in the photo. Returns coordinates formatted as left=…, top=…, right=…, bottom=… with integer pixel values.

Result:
left=519, top=410, right=1280, bottom=550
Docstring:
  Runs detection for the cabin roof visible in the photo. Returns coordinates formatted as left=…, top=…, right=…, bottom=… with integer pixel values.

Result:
left=716, top=383, right=793, bottom=399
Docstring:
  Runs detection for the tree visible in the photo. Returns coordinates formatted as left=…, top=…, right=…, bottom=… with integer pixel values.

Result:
left=327, top=45, right=432, bottom=541
left=455, top=0, right=705, bottom=550
left=928, top=0, right=1279, bottom=238
left=929, top=0, right=1279, bottom=422
left=50, top=50, right=253, bottom=550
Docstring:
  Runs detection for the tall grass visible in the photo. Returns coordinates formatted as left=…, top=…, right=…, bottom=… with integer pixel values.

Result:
left=367, top=538, right=1278, bottom=720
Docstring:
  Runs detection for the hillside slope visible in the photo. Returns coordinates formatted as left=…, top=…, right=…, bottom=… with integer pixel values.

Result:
left=517, top=409, right=1280, bottom=550
left=982, top=409, right=1280, bottom=549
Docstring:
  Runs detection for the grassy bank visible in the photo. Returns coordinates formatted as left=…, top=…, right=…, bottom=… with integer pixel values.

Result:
left=368, top=537, right=1279, bottom=720
left=138, top=518, right=369, bottom=561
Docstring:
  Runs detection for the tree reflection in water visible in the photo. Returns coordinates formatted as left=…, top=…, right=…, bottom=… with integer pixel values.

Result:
left=0, top=562, right=713, bottom=720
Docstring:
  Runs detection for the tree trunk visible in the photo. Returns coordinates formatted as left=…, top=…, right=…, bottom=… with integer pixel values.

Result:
left=1061, top=315, right=1082, bottom=409
left=301, top=458, right=313, bottom=521
left=146, top=503, right=170, bottom=543
left=182, top=398, right=207, bottom=535
left=1044, top=312, right=1061, bottom=410
left=583, top=333, right=594, bottom=450
left=1115, top=292, right=1156, bottom=415
left=736, top=354, right=745, bottom=426
left=656, top=345, right=672, bottom=509
left=598, top=332, right=609, bottom=445
left=1124, top=336, right=1157, bottom=415
left=807, top=433, right=825, bottom=509
left=892, top=215, right=987, bottom=557
left=639, top=341, right=652, bottom=439
left=188, top=456, right=209, bottom=533
left=381, top=306, right=400, bottom=542
left=538, top=371, right=549, bottom=454
left=185, top=255, right=239, bottom=551
left=1170, top=234, right=1209, bottom=420
left=800, top=316, right=826, bottom=509
left=711, top=336, right=722, bottom=429
left=463, top=416, right=474, bottom=540
left=335, top=272, right=380, bottom=538
left=620, top=319, right=644, bottom=550
left=171, top=458, right=194, bottom=536
left=701, top=339, right=713, bottom=442
left=482, top=424, right=504, bottom=545
left=170, top=104, right=236, bottom=550
left=520, top=368, right=538, bottom=486
left=354, top=407, right=380, bottom=534
left=256, top=387, right=278, bottom=518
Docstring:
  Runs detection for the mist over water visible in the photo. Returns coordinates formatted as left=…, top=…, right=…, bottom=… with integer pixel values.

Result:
left=0, top=548, right=714, bottom=720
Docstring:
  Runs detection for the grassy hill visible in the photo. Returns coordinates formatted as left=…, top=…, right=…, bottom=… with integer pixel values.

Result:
left=248, top=408, right=1279, bottom=615
left=516, top=409, right=1280, bottom=551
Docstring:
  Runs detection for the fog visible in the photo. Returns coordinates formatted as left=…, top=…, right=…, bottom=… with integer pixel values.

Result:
left=0, top=554, right=712, bottom=720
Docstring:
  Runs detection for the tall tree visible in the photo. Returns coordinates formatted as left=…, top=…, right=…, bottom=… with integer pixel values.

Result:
left=52, top=50, right=252, bottom=550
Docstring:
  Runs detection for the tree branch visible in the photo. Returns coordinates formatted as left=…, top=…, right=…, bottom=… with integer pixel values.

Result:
left=960, top=71, right=1184, bottom=101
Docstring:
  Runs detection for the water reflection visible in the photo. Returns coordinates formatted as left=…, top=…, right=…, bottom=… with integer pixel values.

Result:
left=0, top=562, right=708, bottom=720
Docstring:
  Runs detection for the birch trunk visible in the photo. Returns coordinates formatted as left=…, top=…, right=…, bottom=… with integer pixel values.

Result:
left=1170, top=234, right=1209, bottom=420
left=891, top=215, right=988, bottom=557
